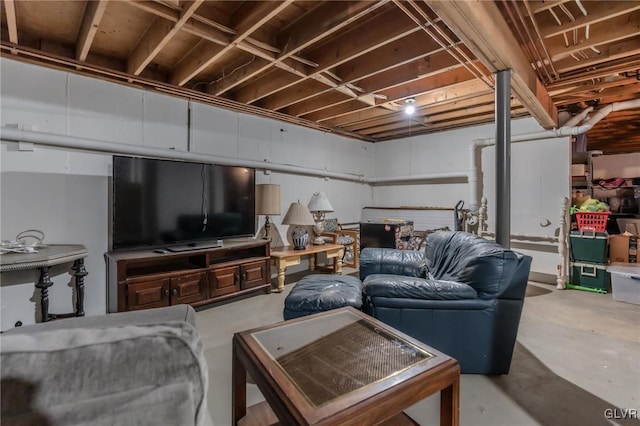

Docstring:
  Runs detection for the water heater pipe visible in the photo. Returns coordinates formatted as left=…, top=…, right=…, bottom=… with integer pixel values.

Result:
left=467, top=98, right=640, bottom=212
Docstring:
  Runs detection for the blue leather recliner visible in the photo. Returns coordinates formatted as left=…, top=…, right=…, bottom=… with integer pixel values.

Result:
left=360, top=231, right=532, bottom=375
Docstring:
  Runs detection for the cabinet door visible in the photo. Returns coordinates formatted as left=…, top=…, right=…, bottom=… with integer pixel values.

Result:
left=170, top=272, right=207, bottom=305
left=209, top=266, right=240, bottom=297
left=126, top=278, right=170, bottom=311
left=240, top=260, right=268, bottom=290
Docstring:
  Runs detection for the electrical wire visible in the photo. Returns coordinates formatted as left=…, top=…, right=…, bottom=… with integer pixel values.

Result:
left=201, top=164, right=208, bottom=232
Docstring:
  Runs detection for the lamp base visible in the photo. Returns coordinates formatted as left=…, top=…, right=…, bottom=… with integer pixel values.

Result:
left=312, top=237, right=325, bottom=245
left=291, top=227, right=308, bottom=250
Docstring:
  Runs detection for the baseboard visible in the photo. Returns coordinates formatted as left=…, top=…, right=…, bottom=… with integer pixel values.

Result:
left=529, top=271, right=557, bottom=285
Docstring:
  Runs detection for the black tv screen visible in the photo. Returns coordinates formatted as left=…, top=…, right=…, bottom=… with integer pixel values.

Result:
left=112, top=156, right=255, bottom=250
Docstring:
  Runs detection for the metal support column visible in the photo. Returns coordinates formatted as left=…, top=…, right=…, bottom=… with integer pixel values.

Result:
left=495, top=69, right=511, bottom=248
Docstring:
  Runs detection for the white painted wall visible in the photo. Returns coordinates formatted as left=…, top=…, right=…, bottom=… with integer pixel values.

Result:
left=0, top=58, right=372, bottom=329
left=371, top=118, right=571, bottom=280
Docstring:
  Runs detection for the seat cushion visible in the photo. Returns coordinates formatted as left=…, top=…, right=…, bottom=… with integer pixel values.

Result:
left=283, top=274, right=363, bottom=320
left=336, top=235, right=355, bottom=245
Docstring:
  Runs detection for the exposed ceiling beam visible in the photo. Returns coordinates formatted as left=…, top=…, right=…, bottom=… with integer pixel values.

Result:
left=270, top=38, right=452, bottom=114
left=235, top=9, right=421, bottom=105
left=344, top=93, right=495, bottom=131
left=425, top=0, right=558, bottom=129
left=545, top=11, right=640, bottom=63
left=553, top=38, right=640, bottom=74
left=3, top=0, right=18, bottom=46
left=127, top=0, right=204, bottom=75
left=370, top=107, right=530, bottom=140
left=530, top=0, right=572, bottom=15
left=210, top=1, right=389, bottom=96
left=76, top=0, right=109, bottom=61
left=548, top=54, right=640, bottom=90
left=171, top=1, right=294, bottom=86
left=539, top=2, right=640, bottom=39
left=325, top=78, right=492, bottom=128
left=129, top=1, right=231, bottom=45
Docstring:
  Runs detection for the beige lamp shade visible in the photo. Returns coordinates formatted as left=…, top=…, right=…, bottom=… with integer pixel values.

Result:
left=307, top=192, right=334, bottom=213
left=282, top=201, right=316, bottom=226
left=256, top=184, right=281, bottom=215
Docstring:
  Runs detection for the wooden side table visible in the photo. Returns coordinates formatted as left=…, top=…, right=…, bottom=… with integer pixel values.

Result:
left=233, top=307, right=460, bottom=425
left=0, top=244, right=88, bottom=322
left=270, top=244, right=344, bottom=292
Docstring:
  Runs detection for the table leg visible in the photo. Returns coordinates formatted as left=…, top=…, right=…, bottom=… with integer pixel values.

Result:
left=440, top=374, right=460, bottom=426
left=275, top=259, right=286, bottom=293
left=334, top=249, right=343, bottom=274
left=35, top=266, right=53, bottom=322
left=72, top=258, right=88, bottom=317
left=232, top=342, right=247, bottom=425
left=309, top=254, right=316, bottom=271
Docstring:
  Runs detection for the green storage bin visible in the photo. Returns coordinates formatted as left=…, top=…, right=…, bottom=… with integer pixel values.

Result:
left=569, top=262, right=608, bottom=293
left=570, top=231, right=608, bottom=264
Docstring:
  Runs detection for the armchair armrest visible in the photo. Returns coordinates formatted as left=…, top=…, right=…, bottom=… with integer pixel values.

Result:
left=321, top=228, right=358, bottom=242
left=322, top=226, right=359, bottom=268
left=360, top=247, right=426, bottom=280
left=363, top=274, right=478, bottom=300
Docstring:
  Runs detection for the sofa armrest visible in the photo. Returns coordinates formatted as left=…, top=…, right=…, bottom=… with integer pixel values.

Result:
left=360, top=248, right=426, bottom=280
left=363, top=274, right=478, bottom=300
left=3, top=304, right=197, bottom=335
left=1, top=321, right=208, bottom=426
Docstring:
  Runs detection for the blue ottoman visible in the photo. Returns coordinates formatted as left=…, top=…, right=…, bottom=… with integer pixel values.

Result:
left=283, top=274, right=363, bottom=320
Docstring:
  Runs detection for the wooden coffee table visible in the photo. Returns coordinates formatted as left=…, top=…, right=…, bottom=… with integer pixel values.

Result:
left=232, top=307, right=460, bottom=425
left=270, top=244, right=344, bottom=292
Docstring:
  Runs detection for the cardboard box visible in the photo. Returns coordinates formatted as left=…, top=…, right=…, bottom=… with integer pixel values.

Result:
left=609, top=234, right=638, bottom=263
left=571, top=164, right=587, bottom=176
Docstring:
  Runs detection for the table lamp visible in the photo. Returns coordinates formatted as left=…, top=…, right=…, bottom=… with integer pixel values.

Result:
left=256, top=184, right=281, bottom=241
left=308, top=192, right=334, bottom=245
left=282, top=201, right=316, bottom=250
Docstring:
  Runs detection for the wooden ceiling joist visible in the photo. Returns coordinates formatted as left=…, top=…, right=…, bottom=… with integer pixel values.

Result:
left=76, top=0, right=108, bottom=62
left=426, top=0, right=558, bottom=129
left=1, top=0, right=637, bottom=153
left=171, top=0, right=293, bottom=86
left=127, top=0, right=204, bottom=75
left=3, top=0, right=18, bottom=45
left=209, top=1, right=387, bottom=97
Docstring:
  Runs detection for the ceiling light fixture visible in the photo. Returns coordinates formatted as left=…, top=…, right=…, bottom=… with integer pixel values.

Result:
left=404, top=98, right=416, bottom=115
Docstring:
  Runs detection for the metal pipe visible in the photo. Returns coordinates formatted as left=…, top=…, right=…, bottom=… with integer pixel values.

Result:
left=3, top=99, right=639, bottom=191
left=495, top=69, right=511, bottom=248
left=0, top=127, right=366, bottom=183
left=367, top=171, right=469, bottom=185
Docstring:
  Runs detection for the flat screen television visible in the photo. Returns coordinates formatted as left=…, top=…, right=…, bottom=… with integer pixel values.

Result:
left=111, top=156, right=255, bottom=251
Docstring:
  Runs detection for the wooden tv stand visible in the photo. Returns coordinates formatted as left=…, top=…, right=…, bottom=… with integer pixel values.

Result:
left=105, top=239, right=271, bottom=313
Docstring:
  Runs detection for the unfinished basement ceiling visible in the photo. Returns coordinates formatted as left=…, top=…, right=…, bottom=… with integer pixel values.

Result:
left=1, top=1, right=638, bottom=154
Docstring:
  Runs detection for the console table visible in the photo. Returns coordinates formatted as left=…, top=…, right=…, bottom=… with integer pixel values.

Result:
left=0, top=244, right=88, bottom=322
left=270, top=244, right=344, bottom=292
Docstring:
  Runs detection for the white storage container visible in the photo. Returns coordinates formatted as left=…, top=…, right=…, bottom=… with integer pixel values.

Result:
left=608, top=263, right=640, bottom=305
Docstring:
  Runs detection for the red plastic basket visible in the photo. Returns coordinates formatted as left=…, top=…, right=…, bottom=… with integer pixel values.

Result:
left=575, top=211, right=610, bottom=232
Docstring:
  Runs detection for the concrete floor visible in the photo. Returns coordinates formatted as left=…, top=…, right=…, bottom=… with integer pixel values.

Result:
left=195, top=269, right=640, bottom=426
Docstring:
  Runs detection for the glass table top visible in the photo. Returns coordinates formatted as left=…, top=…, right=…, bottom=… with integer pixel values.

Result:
left=249, top=309, right=434, bottom=407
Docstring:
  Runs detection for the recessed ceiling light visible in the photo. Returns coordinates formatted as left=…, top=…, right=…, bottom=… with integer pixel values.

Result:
left=405, top=98, right=416, bottom=115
